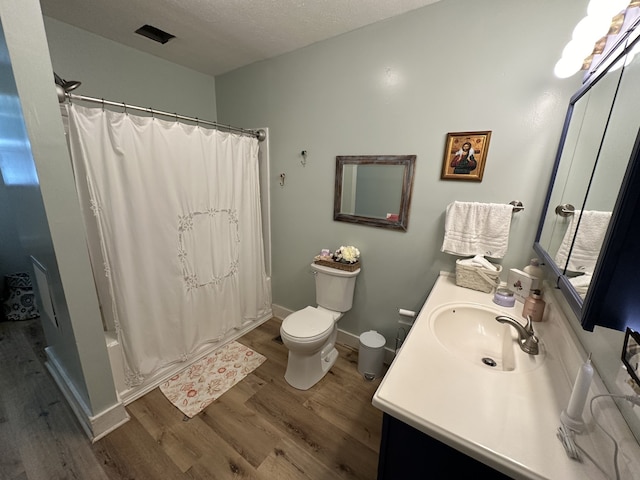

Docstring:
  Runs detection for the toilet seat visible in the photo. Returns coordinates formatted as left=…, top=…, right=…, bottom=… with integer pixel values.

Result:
left=282, top=306, right=334, bottom=340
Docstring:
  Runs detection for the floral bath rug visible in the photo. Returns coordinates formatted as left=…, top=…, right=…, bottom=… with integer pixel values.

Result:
left=159, top=341, right=266, bottom=418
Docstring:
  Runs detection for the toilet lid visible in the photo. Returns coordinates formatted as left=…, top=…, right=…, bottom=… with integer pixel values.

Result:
left=282, top=306, right=334, bottom=338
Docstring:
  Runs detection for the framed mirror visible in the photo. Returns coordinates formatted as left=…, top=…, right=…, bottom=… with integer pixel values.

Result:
left=536, top=63, right=622, bottom=273
left=334, top=155, right=416, bottom=231
left=534, top=24, right=640, bottom=329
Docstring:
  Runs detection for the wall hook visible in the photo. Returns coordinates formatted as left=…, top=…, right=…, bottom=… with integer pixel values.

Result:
left=301, top=150, right=308, bottom=166
left=279, top=173, right=286, bottom=186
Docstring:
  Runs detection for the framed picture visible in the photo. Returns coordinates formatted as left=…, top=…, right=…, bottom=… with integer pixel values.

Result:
left=441, top=131, right=492, bottom=181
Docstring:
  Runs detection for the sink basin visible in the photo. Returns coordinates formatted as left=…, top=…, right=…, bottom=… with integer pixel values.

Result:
left=428, top=303, right=544, bottom=372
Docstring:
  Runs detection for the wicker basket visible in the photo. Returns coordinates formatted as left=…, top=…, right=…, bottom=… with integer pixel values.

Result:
left=455, top=259, right=502, bottom=293
left=313, top=259, right=361, bottom=272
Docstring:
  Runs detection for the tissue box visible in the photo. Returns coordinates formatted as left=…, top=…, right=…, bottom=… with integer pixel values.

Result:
left=507, top=269, right=540, bottom=303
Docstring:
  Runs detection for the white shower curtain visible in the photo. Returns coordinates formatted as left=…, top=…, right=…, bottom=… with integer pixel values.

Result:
left=67, top=104, right=271, bottom=386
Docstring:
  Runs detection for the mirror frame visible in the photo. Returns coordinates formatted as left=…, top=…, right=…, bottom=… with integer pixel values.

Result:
left=533, top=25, right=640, bottom=325
left=334, top=155, right=416, bottom=231
left=533, top=75, right=604, bottom=320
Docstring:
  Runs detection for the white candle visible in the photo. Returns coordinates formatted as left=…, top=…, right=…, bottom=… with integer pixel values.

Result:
left=561, top=356, right=593, bottom=431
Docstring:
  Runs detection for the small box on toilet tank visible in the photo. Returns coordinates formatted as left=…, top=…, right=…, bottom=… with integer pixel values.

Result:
left=507, top=268, right=540, bottom=303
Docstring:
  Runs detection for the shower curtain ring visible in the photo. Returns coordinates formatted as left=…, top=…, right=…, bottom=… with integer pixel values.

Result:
left=101, top=98, right=105, bottom=111
left=149, top=108, right=154, bottom=118
left=122, top=102, right=127, bottom=114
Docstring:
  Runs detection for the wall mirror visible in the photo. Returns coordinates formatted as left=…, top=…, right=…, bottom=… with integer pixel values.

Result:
left=534, top=24, right=640, bottom=329
left=334, top=155, right=416, bottom=231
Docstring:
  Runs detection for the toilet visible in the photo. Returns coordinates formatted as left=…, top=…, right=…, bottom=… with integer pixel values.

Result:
left=280, top=262, right=360, bottom=390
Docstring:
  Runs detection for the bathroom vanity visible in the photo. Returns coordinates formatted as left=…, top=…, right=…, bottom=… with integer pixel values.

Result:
left=372, top=273, right=640, bottom=479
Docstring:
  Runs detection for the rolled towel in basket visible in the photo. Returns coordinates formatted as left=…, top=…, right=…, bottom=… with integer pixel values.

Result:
left=441, top=201, right=514, bottom=258
left=457, top=255, right=498, bottom=271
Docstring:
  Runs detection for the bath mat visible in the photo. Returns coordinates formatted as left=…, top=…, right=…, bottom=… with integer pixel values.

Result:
left=159, top=341, right=266, bottom=418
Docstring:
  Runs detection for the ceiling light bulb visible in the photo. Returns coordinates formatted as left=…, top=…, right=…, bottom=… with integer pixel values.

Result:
left=572, top=15, right=611, bottom=43
left=554, top=57, right=583, bottom=78
left=587, top=0, right=629, bottom=18
left=562, top=39, right=594, bottom=61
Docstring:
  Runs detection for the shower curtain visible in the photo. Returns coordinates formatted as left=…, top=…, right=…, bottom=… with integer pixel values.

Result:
left=67, top=104, right=271, bottom=386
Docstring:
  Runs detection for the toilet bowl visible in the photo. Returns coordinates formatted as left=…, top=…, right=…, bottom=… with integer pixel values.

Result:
left=280, top=263, right=360, bottom=390
left=281, top=306, right=341, bottom=390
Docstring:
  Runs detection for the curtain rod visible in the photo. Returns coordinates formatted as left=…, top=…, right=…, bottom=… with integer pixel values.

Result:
left=64, top=92, right=266, bottom=141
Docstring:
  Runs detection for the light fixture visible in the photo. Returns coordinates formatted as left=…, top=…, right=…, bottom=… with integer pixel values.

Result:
left=588, top=0, right=629, bottom=18
left=572, top=15, right=611, bottom=43
left=554, top=57, right=585, bottom=79
left=554, top=0, right=631, bottom=78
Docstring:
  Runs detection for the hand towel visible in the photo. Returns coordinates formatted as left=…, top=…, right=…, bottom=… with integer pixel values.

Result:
left=569, top=274, right=592, bottom=299
left=441, top=201, right=514, bottom=258
left=554, top=210, right=611, bottom=273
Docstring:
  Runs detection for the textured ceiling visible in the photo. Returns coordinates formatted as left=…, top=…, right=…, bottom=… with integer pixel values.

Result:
left=39, top=0, right=441, bottom=76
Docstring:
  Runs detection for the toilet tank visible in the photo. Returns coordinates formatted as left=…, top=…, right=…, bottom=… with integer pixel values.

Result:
left=311, top=263, right=360, bottom=312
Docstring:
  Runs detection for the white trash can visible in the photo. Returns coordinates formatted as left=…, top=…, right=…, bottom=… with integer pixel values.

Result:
left=357, top=330, right=386, bottom=380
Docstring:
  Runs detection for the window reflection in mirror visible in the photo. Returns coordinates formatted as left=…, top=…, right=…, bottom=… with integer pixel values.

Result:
left=334, top=155, right=416, bottom=231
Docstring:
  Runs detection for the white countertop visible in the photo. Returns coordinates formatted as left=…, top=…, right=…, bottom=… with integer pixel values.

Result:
left=372, top=273, right=640, bottom=479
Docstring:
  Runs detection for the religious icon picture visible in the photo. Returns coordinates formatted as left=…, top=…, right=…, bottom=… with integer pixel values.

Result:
left=440, top=131, right=492, bottom=181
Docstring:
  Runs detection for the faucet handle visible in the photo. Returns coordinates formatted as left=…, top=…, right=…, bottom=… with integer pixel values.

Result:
left=524, top=315, right=535, bottom=335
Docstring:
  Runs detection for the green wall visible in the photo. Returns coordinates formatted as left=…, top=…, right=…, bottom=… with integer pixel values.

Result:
left=215, top=0, right=585, bottom=344
left=0, top=0, right=116, bottom=418
left=43, top=17, right=216, bottom=120
left=0, top=1, right=220, bottom=434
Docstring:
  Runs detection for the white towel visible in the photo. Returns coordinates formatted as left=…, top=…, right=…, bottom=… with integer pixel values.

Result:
left=569, top=274, right=592, bottom=299
left=554, top=210, right=611, bottom=273
left=457, top=254, right=499, bottom=271
left=441, top=201, right=514, bottom=258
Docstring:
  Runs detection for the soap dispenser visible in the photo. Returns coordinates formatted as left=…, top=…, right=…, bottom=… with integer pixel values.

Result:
left=522, top=289, right=545, bottom=322
left=523, top=258, right=544, bottom=281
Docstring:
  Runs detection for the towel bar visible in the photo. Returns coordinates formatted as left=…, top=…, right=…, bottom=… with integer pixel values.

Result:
left=555, top=204, right=575, bottom=217
left=509, top=201, right=524, bottom=213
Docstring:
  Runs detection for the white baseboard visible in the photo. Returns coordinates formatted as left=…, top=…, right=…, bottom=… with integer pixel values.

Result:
left=272, top=303, right=395, bottom=365
left=45, top=346, right=129, bottom=442
left=270, top=304, right=289, bottom=322
left=89, top=403, right=131, bottom=443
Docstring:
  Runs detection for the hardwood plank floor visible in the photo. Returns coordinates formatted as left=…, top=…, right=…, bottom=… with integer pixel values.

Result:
left=0, top=319, right=111, bottom=480
left=0, top=317, right=384, bottom=479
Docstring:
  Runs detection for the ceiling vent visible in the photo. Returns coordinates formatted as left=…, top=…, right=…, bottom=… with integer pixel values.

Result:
left=135, top=24, right=175, bottom=44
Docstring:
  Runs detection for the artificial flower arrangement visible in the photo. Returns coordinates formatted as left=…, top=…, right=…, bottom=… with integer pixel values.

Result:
left=333, top=245, right=360, bottom=264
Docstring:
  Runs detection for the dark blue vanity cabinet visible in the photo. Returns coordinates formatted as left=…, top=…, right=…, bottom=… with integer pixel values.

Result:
left=377, top=413, right=511, bottom=479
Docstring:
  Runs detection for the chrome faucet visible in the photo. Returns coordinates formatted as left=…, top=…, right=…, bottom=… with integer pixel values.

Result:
left=495, top=315, right=539, bottom=355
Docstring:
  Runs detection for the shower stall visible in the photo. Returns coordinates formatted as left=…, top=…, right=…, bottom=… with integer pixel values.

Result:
left=60, top=97, right=272, bottom=403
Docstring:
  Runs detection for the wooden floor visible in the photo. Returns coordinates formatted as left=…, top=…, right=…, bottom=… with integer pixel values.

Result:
left=0, top=318, right=384, bottom=479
